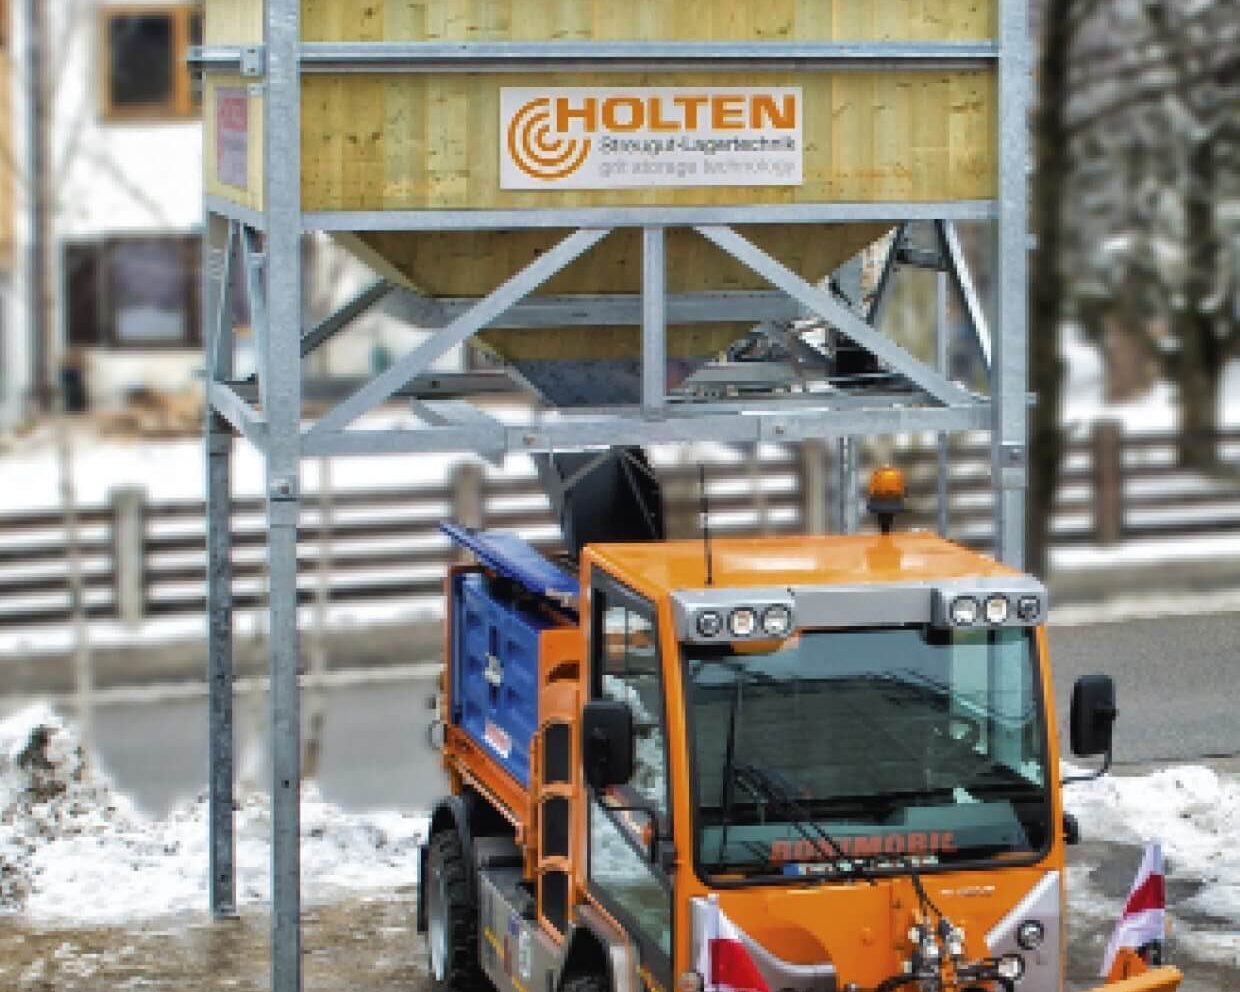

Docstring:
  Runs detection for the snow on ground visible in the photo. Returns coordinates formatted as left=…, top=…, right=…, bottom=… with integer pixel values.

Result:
left=0, top=704, right=427, bottom=927
left=1059, top=326, right=1240, bottom=435
left=1064, top=763, right=1240, bottom=967
left=0, top=696, right=1237, bottom=980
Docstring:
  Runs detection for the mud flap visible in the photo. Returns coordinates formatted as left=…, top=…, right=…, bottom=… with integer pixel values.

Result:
left=1081, top=966, right=1183, bottom=992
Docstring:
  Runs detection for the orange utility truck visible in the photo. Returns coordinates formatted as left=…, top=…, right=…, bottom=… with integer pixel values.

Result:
left=420, top=453, right=1181, bottom=992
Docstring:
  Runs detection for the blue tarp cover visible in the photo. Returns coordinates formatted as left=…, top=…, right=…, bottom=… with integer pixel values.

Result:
left=440, top=523, right=579, bottom=609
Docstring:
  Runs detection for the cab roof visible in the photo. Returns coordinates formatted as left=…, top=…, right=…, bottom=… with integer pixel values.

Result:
left=585, top=532, right=1022, bottom=599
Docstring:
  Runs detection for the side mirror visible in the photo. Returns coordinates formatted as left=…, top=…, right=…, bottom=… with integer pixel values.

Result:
left=582, top=699, right=634, bottom=791
left=1070, top=674, right=1117, bottom=758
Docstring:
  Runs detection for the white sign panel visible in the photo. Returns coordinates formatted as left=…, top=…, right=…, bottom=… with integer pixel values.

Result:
left=500, top=86, right=803, bottom=190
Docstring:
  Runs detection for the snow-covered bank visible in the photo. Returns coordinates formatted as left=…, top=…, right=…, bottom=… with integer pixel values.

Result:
left=0, top=705, right=427, bottom=926
left=1064, top=764, right=1240, bottom=966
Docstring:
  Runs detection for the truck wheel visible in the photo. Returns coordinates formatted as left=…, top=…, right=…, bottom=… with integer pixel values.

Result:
left=427, top=829, right=484, bottom=992
left=561, top=973, right=610, bottom=992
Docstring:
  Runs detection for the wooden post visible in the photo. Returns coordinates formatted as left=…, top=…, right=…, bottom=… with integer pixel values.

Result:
left=56, top=415, right=93, bottom=751
left=110, top=486, right=147, bottom=626
left=452, top=462, right=486, bottom=560
left=800, top=439, right=828, bottom=534
left=1093, top=420, right=1124, bottom=546
left=748, top=445, right=771, bottom=536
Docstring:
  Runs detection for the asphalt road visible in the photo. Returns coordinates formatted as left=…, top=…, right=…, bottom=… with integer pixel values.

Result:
left=79, top=608, right=1240, bottom=815
left=1048, top=610, right=1240, bottom=766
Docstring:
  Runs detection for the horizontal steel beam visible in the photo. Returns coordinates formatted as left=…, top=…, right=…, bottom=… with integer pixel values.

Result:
left=230, top=371, right=526, bottom=404
left=303, top=202, right=995, bottom=232
left=190, top=41, right=998, bottom=75
left=411, top=290, right=802, bottom=328
left=302, top=403, right=990, bottom=457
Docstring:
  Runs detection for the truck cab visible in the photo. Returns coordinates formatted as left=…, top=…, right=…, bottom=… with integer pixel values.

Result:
left=579, top=532, right=1060, bottom=991
left=424, top=467, right=1172, bottom=992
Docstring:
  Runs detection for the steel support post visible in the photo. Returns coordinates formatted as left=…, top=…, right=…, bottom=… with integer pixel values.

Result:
left=994, top=0, right=1030, bottom=567
left=264, top=0, right=304, bottom=989
left=204, top=211, right=237, bottom=919
left=642, top=228, right=667, bottom=416
left=936, top=271, right=951, bottom=539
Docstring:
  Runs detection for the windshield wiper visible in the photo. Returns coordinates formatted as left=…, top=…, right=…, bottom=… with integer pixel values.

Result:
left=729, top=762, right=870, bottom=878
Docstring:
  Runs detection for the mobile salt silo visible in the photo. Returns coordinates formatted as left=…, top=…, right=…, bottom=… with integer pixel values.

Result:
left=194, top=4, right=1028, bottom=991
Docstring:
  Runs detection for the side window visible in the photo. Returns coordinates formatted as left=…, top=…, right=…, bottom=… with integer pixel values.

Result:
left=598, top=596, right=667, bottom=817
left=588, top=580, right=672, bottom=973
left=951, top=629, right=1042, bottom=784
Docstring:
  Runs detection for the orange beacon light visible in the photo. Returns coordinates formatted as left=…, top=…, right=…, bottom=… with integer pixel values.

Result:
left=867, top=466, right=907, bottom=534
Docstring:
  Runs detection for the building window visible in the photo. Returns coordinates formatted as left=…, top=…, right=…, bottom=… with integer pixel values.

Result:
left=66, top=236, right=202, bottom=349
left=101, top=5, right=202, bottom=121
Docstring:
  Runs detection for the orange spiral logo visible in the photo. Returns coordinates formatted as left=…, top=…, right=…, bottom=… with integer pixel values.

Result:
left=507, top=98, right=592, bottom=181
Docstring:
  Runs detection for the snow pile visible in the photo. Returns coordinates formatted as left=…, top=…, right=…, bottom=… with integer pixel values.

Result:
left=0, top=704, right=428, bottom=926
left=1064, top=763, right=1240, bottom=963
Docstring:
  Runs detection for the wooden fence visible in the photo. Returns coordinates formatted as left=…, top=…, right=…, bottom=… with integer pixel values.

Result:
left=1, top=425, right=1238, bottom=630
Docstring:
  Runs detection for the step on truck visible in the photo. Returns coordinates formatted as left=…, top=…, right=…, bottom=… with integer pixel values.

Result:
left=419, top=451, right=1182, bottom=992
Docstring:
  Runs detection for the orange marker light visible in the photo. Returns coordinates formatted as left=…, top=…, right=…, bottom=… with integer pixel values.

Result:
left=868, top=466, right=906, bottom=502
left=867, top=466, right=906, bottom=534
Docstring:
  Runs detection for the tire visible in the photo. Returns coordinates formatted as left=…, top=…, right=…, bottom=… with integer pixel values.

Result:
left=427, top=829, right=486, bottom=992
left=561, top=972, right=610, bottom=992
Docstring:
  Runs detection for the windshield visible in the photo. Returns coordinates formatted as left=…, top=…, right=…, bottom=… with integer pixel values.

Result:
left=683, top=626, right=1050, bottom=880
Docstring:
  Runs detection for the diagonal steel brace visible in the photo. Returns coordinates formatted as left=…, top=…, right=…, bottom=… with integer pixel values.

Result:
left=308, top=227, right=612, bottom=435
left=695, top=225, right=977, bottom=408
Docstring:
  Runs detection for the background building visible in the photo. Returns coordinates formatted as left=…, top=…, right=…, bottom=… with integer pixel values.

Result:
left=0, top=0, right=434, bottom=431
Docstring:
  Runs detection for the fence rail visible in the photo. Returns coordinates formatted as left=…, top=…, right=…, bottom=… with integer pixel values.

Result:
left=1, top=425, right=1238, bottom=630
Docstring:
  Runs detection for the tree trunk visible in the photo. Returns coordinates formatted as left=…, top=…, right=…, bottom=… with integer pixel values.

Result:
left=1175, top=140, right=1222, bottom=471
left=1026, top=0, right=1073, bottom=579
left=1178, top=342, right=1220, bottom=470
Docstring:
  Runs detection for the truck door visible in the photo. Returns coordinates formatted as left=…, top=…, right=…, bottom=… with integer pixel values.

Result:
left=588, top=574, right=674, bottom=991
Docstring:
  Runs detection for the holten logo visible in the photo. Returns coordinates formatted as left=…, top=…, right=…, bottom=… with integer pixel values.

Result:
left=507, top=97, right=593, bottom=181
left=500, top=86, right=803, bottom=191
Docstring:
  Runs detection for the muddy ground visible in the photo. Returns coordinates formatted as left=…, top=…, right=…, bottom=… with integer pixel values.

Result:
left=2, top=849, right=1234, bottom=992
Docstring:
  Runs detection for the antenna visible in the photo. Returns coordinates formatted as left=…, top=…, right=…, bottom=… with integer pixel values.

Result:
left=699, top=464, right=714, bottom=587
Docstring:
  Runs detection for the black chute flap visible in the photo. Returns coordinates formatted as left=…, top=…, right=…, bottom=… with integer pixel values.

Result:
left=535, top=447, right=665, bottom=561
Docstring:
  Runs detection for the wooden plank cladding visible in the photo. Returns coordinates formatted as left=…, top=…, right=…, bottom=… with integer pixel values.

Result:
left=340, top=222, right=890, bottom=298
left=299, top=1, right=996, bottom=43
left=203, top=0, right=997, bottom=300
left=298, top=71, right=995, bottom=212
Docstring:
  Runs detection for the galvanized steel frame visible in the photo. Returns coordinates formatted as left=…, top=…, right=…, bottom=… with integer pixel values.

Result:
left=200, top=7, right=1031, bottom=991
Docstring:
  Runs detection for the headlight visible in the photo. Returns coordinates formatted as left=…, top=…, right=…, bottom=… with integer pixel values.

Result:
left=1016, top=919, right=1045, bottom=950
left=676, top=972, right=704, bottom=992
left=1017, top=595, right=1041, bottom=622
left=950, top=596, right=979, bottom=626
left=728, top=607, right=757, bottom=637
left=697, top=611, right=723, bottom=637
left=996, top=954, right=1025, bottom=981
left=761, top=604, right=793, bottom=637
left=984, top=594, right=1010, bottom=625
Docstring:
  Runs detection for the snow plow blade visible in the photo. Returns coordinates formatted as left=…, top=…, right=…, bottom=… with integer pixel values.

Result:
left=1082, top=967, right=1182, bottom=992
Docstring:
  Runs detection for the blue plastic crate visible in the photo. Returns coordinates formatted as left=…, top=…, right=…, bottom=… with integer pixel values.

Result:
left=451, top=572, right=549, bottom=786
